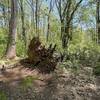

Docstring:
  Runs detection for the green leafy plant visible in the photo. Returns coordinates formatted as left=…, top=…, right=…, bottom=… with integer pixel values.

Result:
left=94, top=63, right=100, bottom=76
left=20, top=76, right=39, bottom=89
left=0, top=91, right=7, bottom=100
left=21, top=76, right=33, bottom=88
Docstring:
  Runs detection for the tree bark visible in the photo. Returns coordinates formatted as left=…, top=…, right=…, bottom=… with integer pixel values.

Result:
left=5, top=0, right=18, bottom=59
left=20, top=0, right=27, bottom=47
left=62, top=25, right=70, bottom=48
left=61, top=19, right=64, bottom=39
left=20, top=0, right=25, bottom=37
left=56, top=0, right=83, bottom=48
left=46, top=0, right=53, bottom=41
left=96, top=1, right=100, bottom=44
left=35, top=0, right=39, bottom=37
left=2, top=4, right=6, bottom=27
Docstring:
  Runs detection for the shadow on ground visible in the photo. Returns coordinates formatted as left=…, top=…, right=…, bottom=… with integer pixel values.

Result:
left=0, top=60, right=100, bottom=100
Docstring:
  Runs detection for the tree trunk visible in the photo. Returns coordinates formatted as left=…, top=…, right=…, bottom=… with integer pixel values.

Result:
left=46, top=0, right=53, bottom=41
left=5, top=0, right=18, bottom=59
left=96, top=1, right=100, bottom=44
left=2, top=5, right=6, bottom=27
left=62, top=25, right=70, bottom=48
left=56, top=0, right=83, bottom=48
left=35, top=0, right=39, bottom=37
left=47, top=13, right=50, bottom=41
left=20, top=0, right=26, bottom=47
left=31, top=0, right=35, bottom=28
left=61, top=19, right=64, bottom=39
left=43, top=15, right=46, bottom=34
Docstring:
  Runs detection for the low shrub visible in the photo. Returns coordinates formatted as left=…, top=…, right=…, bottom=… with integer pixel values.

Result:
left=0, top=91, right=7, bottom=100
left=93, top=63, right=100, bottom=76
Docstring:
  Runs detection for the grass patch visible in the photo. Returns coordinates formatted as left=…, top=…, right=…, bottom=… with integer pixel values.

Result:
left=0, top=91, right=7, bottom=100
left=20, top=76, right=39, bottom=89
left=21, top=76, right=33, bottom=87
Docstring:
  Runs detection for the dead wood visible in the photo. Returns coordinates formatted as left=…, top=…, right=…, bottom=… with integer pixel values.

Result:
left=27, top=37, right=58, bottom=73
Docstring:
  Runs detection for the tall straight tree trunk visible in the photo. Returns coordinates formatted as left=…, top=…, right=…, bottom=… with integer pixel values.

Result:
left=2, top=5, right=6, bottom=27
left=20, top=0, right=25, bottom=37
left=7, top=0, right=10, bottom=27
left=61, top=19, right=64, bottom=39
left=96, top=0, right=100, bottom=44
left=37, top=11, right=40, bottom=36
left=46, top=0, right=53, bottom=41
left=43, top=15, right=46, bottom=34
left=31, top=0, right=35, bottom=30
left=35, top=0, right=39, bottom=37
left=62, top=25, right=70, bottom=48
left=5, top=0, right=18, bottom=59
left=20, top=0, right=26, bottom=47
left=47, top=15, right=50, bottom=41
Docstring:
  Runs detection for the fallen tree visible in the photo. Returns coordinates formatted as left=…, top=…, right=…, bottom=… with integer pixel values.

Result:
left=27, top=37, right=58, bottom=73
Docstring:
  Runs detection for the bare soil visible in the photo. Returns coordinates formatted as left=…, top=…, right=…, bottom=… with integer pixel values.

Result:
left=0, top=61, right=100, bottom=100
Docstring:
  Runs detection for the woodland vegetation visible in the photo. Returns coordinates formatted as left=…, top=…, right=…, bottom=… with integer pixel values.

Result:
left=0, top=0, right=100, bottom=100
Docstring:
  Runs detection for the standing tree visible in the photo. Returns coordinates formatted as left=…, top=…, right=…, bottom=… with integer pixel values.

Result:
left=19, top=0, right=27, bottom=47
left=46, top=0, right=53, bottom=41
left=5, top=0, right=18, bottom=59
left=55, top=0, right=83, bottom=48
left=35, top=0, right=39, bottom=36
left=96, top=0, right=100, bottom=44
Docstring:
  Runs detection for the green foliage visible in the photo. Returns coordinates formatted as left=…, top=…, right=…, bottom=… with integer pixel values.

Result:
left=20, top=76, right=39, bottom=89
left=0, top=28, right=8, bottom=58
left=57, top=29, right=100, bottom=72
left=0, top=28, right=27, bottom=58
left=16, top=39, right=27, bottom=57
left=0, top=91, right=7, bottom=100
left=94, top=63, right=100, bottom=76
left=0, top=0, right=99, bottom=78
left=66, top=29, right=100, bottom=67
left=21, top=76, right=33, bottom=88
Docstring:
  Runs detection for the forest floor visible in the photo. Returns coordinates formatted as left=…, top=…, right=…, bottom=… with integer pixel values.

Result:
left=0, top=59, right=100, bottom=100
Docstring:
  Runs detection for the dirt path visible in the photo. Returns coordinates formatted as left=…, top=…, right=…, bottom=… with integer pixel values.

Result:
left=0, top=63, right=100, bottom=100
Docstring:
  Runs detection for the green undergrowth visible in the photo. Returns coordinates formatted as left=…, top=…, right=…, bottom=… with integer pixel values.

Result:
left=94, top=63, right=100, bottom=76
left=20, top=76, right=39, bottom=89
left=0, top=57, right=23, bottom=66
left=0, top=91, right=7, bottom=100
left=59, top=61, right=81, bottom=75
